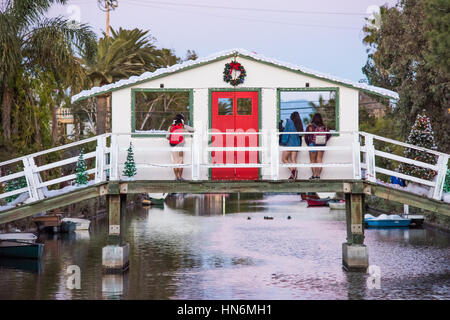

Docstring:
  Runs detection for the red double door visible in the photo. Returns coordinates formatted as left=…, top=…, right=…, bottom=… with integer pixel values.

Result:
left=211, top=91, right=259, bottom=180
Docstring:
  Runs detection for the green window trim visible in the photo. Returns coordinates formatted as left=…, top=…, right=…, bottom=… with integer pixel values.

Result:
left=277, top=87, right=340, bottom=136
left=131, top=88, right=194, bottom=138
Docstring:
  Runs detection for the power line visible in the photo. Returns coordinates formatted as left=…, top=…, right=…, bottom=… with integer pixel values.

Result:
left=123, top=1, right=361, bottom=30
left=124, top=0, right=368, bottom=16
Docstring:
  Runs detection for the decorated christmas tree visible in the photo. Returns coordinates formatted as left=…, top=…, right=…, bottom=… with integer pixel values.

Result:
left=123, top=142, right=137, bottom=178
left=75, top=149, right=88, bottom=185
left=444, top=169, right=450, bottom=193
left=399, top=113, right=438, bottom=181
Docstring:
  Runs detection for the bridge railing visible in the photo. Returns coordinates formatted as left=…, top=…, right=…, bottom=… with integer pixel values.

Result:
left=0, top=129, right=448, bottom=210
left=0, top=134, right=111, bottom=207
left=359, top=131, right=448, bottom=200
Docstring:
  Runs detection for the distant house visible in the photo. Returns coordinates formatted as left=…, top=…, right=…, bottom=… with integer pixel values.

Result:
left=56, top=107, right=95, bottom=137
left=359, top=91, right=389, bottom=118
left=71, top=48, right=398, bottom=181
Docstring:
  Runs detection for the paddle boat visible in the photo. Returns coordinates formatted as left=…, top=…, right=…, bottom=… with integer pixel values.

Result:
left=329, top=199, right=346, bottom=210
left=364, top=214, right=411, bottom=228
left=61, top=218, right=91, bottom=231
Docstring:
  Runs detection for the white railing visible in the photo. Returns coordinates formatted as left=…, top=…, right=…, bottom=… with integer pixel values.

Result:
left=359, top=131, right=448, bottom=200
left=0, top=128, right=448, bottom=210
left=0, top=134, right=111, bottom=205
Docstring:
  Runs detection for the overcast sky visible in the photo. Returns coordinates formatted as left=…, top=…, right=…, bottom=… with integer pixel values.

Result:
left=48, top=0, right=399, bottom=82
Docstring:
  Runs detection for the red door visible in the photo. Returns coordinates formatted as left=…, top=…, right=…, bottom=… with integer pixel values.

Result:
left=211, top=91, right=259, bottom=180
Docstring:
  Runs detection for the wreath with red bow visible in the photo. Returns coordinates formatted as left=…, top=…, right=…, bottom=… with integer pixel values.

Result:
left=223, top=61, right=246, bottom=86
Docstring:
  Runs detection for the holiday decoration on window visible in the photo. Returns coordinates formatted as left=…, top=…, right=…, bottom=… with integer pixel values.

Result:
left=75, top=149, right=88, bottom=185
left=123, top=142, right=137, bottom=178
left=399, top=113, right=438, bottom=181
left=223, top=60, right=246, bottom=86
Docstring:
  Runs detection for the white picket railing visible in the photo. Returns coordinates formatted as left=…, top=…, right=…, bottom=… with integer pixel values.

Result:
left=0, top=129, right=448, bottom=209
left=359, top=131, right=448, bottom=200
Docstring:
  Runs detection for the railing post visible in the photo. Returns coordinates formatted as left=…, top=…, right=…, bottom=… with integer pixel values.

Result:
left=191, top=121, right=202, bottom=181
left=433, top=154, right=448, bottom=200
left=261, top=129, right=268, bottom=179
left=95, top=135, right=107, bottom=183
left=365, top=134, right=376, bottom=182
left=270, top=129, right=279, bottom=180
left=110, top=134, right=119, bottom=181
left=22, top=157, right=44, bottom=201
left=352, top=132, right=362, bottom=180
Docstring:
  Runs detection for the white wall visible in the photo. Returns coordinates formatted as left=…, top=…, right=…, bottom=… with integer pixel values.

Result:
left=111, top=56, right=359, bottom=180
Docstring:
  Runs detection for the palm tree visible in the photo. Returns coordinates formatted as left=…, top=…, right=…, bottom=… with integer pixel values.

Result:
left=0, top=0, right=96, bottom=145
left=307, top=94, right=336, bottom=129
left=81, top=27, right=161, bottom=134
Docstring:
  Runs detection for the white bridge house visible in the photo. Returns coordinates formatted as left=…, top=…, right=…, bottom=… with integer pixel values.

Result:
left=71, top=48, right=410, bottom=181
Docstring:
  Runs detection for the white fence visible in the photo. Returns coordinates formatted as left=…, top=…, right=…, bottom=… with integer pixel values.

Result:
left=0, top=129, right=448, bottom=209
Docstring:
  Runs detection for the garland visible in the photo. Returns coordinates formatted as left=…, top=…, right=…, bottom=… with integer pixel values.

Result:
left=223, top=61, right=246, bottom=86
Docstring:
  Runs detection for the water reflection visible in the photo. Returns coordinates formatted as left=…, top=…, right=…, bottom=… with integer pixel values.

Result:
left=0, top=193, right=448, bottom=300
left=102, top=273, right=129, bottom=299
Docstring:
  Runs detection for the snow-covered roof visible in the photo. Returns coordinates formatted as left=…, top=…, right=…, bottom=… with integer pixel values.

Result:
left=71, top=48, right=399, bottom=103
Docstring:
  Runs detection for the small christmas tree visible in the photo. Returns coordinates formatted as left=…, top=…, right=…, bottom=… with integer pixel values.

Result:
left=444, top=169, right=450, bottom=193
left=4, top=169, right=27, bottom=203
left=399, top=113, right=438, bottom=181
left=75, top=149, right=88, bottom=185
left=123, top=142, right=137, bottom=178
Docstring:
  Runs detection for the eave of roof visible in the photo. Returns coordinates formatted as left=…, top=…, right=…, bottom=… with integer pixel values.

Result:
left=71, top=48, right=399, bottom=103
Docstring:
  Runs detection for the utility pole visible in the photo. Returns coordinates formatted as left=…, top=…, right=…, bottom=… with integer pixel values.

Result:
left=97, top=0, right=118, bottom=37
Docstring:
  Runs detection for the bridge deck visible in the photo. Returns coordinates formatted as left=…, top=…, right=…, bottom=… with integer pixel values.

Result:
left=0, top=180, right=448, bottom=225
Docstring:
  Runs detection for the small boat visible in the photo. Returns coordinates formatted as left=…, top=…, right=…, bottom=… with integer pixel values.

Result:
left=317, top=192, right=336, bottom=200
left=33, top=214, right=76, bottom=233
left=60, top=220, right=76, bottom=233
left=404, top=215, right=424, bottom=228
left=143, top=193, right=167, bottom=205
left=0, top=241, right=44, bottom=259
left=0, top=233, right=37, bottom=243
left=0, top=257, right=43, bottom=273
left=329, top=200, right=346, bottom=210
left=306, top=197, right=330, bottom=207
left=61, top=218, right=91, bottom=231
left=33, top=214, right=62, bottom=232
left=301, top=193, right=319, bottom=201
left=364, top=214, right=411, bottom=228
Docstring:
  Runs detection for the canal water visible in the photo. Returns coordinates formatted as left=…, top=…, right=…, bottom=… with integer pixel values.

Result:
left=0, top=194, right=449, bottom=300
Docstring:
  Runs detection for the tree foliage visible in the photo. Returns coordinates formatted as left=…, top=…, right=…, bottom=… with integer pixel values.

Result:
left=362, top=0, right=449, bottom=152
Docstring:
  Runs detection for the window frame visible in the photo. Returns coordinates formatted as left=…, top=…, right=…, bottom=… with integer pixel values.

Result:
left=277, top=87, right=340, bottom=135
left=131, top=88, right=194, bottom=137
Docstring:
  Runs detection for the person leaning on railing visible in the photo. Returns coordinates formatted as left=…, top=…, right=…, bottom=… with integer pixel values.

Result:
left=280, top=111, right=304, bottom=180
left=305, top=113, right=331, bottom=180
left=166, top=114, right=194, bottom=181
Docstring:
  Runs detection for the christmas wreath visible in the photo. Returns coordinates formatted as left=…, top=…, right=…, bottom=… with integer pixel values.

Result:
left=223, top=61, right=246, bottom=86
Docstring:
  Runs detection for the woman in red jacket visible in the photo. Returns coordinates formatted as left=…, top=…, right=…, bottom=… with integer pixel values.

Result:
left=305, top=113, right=331, bottom=180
